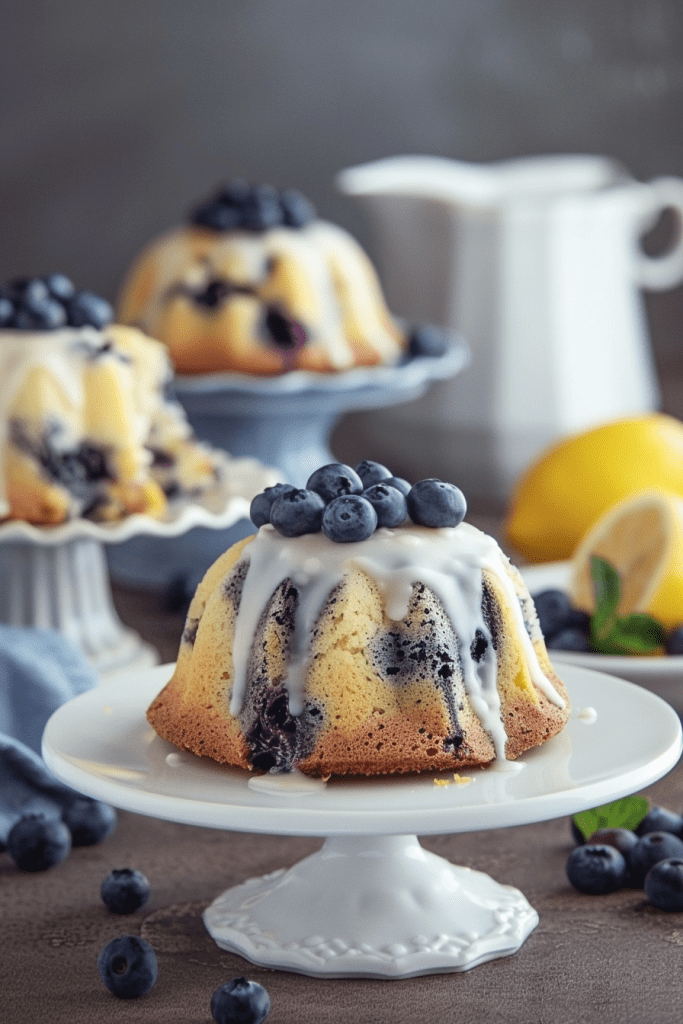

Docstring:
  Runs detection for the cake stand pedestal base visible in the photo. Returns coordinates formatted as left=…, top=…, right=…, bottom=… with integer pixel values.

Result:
left=0, top=538, right=157, bottom=679
left=203, top=833, right=538, bottom=978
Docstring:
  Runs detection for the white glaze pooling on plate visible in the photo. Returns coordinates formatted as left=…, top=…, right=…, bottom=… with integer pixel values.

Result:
left=229, top=522, right=564, bottom=762
left=247, top=768, right=328, bottom=796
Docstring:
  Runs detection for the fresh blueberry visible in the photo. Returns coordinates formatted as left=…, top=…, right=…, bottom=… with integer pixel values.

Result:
left=384, top=476, right=411, bottom=496
left=408, top=324, right=448, bottom=358
left=9, top=277, right=50, bottom=303
left=100, top=868, right=151, bottom=914
left=240, top=185, right=283, bottom=231
left=586, top=827, right=639, bottom=860
left=666, top=626, right=683, bottom=655
left=280, top=188, right=316, bottom=228
left=565, top=844, right=628, bottom=894
left=97, top=935, right=158, bottom=999
left=13, top=295, right=67, bottom=330
left=270, top=488, right=325, bottom=537
left=306, top=463, right=363, bottom=504
left=354, top=460, right=393, bottom=488
left=406, top=479, right=467, bottom=528
left=362, top=483, right=408, bottom=528
left=636, top=806, right=683, bottom=837
left=193, top=199, right=244, bottom=232
left=532, top=589, right=573, bottom=639
left=211, top=976, right=271, bottom=1024
left=250, top=483, right=296, bottom=529
left=65, top=290, right=114, bottom=329
left=0, top=295, right=15, bottom=326
left=629, top=831, right=683, bottom=887
left=644, top=858, right=683, bottom=911
left=322, top=494, right=377, bottom=543
left=7, top=813, right=71, bottom=871
left=62, top=798, right=117, bottom=846
left=546, top=626, right=591, bottom=652
left=43, top=273, right=75, bottom=301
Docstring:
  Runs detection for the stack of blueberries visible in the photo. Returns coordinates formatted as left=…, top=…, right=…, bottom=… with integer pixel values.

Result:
left=190, top=180, right=316, bottom=233
left=250, top=461, right=467, bottom=543
left=0, top=275, right=114, bottom=332
left=567, top=805, right=683, bottom=909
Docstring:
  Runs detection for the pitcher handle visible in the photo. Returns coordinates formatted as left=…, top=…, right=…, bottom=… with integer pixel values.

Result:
left=633, top=176, right=683, bottom=291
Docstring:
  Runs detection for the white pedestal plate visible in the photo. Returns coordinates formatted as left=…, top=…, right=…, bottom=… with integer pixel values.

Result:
left=0, top=455, right=275, bottom=679
left=43, top=664, right=682, bottom=977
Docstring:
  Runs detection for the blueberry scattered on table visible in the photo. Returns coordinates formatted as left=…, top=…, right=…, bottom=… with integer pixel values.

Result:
left=322, top=494, right=378, bottom=543
left=586, top=827, right=639, bottom=860
left=7, top=813, right=71, bottom=872
left=406, top=478, right=467, bottom=528
left=97, top=935, right=158, bottom=999
left=62, top=797, right=117, bottom=847
left=100, top=868, right=151, bottom=915
left=636, top=806, right=683, bottom=838
left=644, top=858, right=683, bottom=911
left=210, top=976, right=271, bottom=1024
left=565, top=844, right=629, bottom=894
left=629, top=831, right=683, bottom=887
left=269, top=488, right=325, bottom=537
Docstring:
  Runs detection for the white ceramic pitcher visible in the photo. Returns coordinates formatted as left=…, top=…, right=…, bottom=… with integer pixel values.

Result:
left=337, top=154, right=683, bottom=500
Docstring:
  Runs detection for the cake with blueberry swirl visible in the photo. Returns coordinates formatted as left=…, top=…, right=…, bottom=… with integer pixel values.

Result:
left=0, top=275, right=222, bottom=525
left=117, top=182, right=446, bottom=376
left=147, top=462, right=570, bottom=777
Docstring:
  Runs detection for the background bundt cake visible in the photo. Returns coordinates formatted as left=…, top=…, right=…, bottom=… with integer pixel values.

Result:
left=117, top=182, right=444, bottom=376
left=147, top=463, right=570, bottom=777
left=0, top=275, right=222, bottom=525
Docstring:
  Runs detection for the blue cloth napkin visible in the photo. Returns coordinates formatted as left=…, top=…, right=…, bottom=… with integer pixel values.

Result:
left=0, top=625, right=103, bottom=847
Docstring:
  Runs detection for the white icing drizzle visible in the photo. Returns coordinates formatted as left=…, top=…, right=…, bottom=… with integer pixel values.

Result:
left=228, top=523, right=565, bottom=762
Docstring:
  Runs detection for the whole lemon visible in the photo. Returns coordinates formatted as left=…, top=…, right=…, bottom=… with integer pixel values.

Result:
left=504, top=414, right=683, bottom=563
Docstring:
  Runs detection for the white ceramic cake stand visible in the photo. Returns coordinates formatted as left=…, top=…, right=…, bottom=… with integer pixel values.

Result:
left=42, top=663, right=681, bottom=978
left=0, top=455, right=273, bottom=679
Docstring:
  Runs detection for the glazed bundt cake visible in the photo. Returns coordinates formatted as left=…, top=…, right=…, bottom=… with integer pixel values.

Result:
left=0, top=275, right=222, bottom=525
left=147, top=463, right=571, bottom=776
left=117, top=182, right=446, bottom=376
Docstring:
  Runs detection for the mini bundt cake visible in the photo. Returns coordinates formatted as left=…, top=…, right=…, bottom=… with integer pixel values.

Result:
left=147, top=463, right=571, bottom=777
left=0, top=275, right=223, bottom=525
left=117, top=182, right=444, bottom=376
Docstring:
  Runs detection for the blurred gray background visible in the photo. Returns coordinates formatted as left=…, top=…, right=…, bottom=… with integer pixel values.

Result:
left=2, top=0, right=683, bottom=494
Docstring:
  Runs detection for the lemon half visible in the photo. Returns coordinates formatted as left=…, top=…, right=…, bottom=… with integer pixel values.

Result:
left=505, top=414, right=683, bottom=563
left=568, top=489, right=683, bottom=631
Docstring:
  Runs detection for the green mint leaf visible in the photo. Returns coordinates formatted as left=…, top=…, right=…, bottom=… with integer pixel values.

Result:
left=593, top=614, right=666, bottom=656
left=572, top=796, right=649, bottom=840
left=590, top=555, right=621, bottom=641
